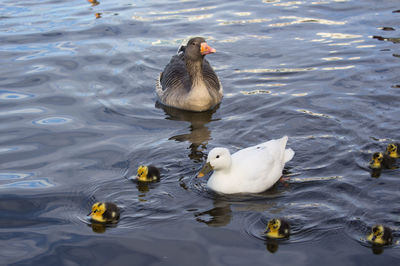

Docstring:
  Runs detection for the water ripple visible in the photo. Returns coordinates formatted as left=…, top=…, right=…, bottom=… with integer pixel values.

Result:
left=32, top=116, right=72, bottom=125
left=0, top=90, right=34, bottom=100
left=0, top=172, right=34, bottom=180
left=0, top=179, right=53, bottom=189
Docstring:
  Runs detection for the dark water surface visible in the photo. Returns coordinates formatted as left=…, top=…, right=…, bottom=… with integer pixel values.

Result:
left=1, top=0, right=400, bottom=265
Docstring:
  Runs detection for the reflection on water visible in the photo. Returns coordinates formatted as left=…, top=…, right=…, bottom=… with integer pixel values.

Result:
left=371, top=245, right=384, bottom=255
left=265, top=239, right=280, bottom=253
left=89, top=222, right=119, bottom=233
left=194, top=198, right=232, bottom=227
left=88, top=0, right=100, bottom=7
left=157, top=102, right=219, bottom=162
left=91, top=222, right=106, bottom=233
left=370, top=168, right=381, bottom=178
left=135, top=180, right=161, bottom=194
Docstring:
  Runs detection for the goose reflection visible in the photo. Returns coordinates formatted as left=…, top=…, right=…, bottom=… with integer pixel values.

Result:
left=194, top=198, right=232, bottom=227
left=87, top=0, right=100, bottom=6
left=157, top=102, right=220, bottom=162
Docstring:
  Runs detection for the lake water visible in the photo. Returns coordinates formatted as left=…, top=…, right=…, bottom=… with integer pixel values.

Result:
left=1, top=0, right=400, bottom=265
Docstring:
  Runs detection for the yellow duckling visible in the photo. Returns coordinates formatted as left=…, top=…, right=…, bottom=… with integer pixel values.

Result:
left=136, top=165, right=160, bottom=182
left=89, top=202, right=120, bottom=223
left=367, top=224, right=393, bottom=245
left=369, top=152, right=396, bottom=169
left=264, top=218, right=290, bottom=239
left=385, top=143, right=400, bottom=159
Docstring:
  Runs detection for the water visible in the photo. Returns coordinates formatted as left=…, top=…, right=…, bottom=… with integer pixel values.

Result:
left=1, top=0, right=400, bottom=264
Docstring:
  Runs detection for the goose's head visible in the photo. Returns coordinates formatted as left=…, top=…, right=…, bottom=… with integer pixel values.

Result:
left=197, top=147, right=231, bottom=177
left=185, top=37, right=216, bottom=62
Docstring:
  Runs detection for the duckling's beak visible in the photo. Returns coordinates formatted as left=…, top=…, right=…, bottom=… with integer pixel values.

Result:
left=200, top=42, right=216, bottom=55
left=371, top=235, right=376, bottom=241
left=197, top=162, right=213, bottom=178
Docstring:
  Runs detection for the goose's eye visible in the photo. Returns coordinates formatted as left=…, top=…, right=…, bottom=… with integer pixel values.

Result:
left=216, top=155, right=220, bottom=159
left=192, top=42, right=196, bottom=46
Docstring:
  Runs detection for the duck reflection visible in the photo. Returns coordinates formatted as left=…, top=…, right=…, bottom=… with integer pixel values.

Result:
left=89, top=222, right=119, bottom=233
left=265, top=239, right=280, bottom=253
left=371, top=245, right=384, bottom=255
left=194, top=198, right=232, bottom=227
left=157, top=102, right=220, bottom=162
left=370, top=168, right=381, bottom=178
left=134, top=180, right=161, bottom=194
left=90, top=222, right=107, bottom=233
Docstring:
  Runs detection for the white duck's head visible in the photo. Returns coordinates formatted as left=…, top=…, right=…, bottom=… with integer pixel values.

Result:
left=197, top=147, right=231, bottom=177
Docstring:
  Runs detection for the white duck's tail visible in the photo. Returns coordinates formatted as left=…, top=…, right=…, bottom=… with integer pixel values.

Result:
left=272, top=136, right=294, bottom=163
left=284, top=148, right=295, bottom=163
left=279, top=136, right=294, bottom=163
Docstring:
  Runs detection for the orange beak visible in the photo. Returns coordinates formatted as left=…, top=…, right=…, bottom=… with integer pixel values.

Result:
left=200, top=42, right=216, bottom=55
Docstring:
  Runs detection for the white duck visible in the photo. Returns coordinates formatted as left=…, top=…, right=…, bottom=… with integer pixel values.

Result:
left=197, top=136, right=294, bottom=194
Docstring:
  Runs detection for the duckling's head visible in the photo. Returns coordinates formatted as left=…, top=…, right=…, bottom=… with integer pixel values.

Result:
left=386, top=144, right=399, bottom=158
left=368, top=225, right=385, bottom=244
left=89, top=202, right=106, bottom=223
left=370, top=152, right=383, bottom=169
left=265, top=218, right=289, bottom=239
left=137, top=165, right=149, bottom=182
left=197, top=147, right=231, bottom=177
left=268, top=218, right=281, bottom=232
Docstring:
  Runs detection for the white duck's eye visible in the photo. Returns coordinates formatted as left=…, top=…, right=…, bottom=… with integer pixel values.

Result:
left=216, top=155, right=220, bottom=158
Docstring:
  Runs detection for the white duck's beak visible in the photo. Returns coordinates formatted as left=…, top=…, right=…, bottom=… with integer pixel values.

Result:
left=197, top=162, right=213, bottom=178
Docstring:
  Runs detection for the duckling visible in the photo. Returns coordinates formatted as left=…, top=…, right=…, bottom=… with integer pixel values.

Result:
left=385, top=143, right=400, bottom=159
left=369, top=152, right=395, bottom=169
left=89, top=202, right=120, bottom=223
left=367, top=224, right=393, bottom=245
left=136, top=165, right=160, bottom=182
left=264, top=218, right=290, bottom=239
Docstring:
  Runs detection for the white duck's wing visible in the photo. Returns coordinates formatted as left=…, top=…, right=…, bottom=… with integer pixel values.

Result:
left=230, top=136, right=293, bottom=192
left=229, top=147, right=273, bottom=191
left=254, top=136, right=294, bottom=163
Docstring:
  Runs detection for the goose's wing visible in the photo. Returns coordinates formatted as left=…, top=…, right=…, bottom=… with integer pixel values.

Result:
left=159, top=53, right=190, bottom=92
left=203, top=59, right=222, bottom=94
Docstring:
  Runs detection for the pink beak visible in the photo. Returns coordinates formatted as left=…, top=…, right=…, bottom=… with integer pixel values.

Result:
left=200, top=42, right=216, bottom=55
